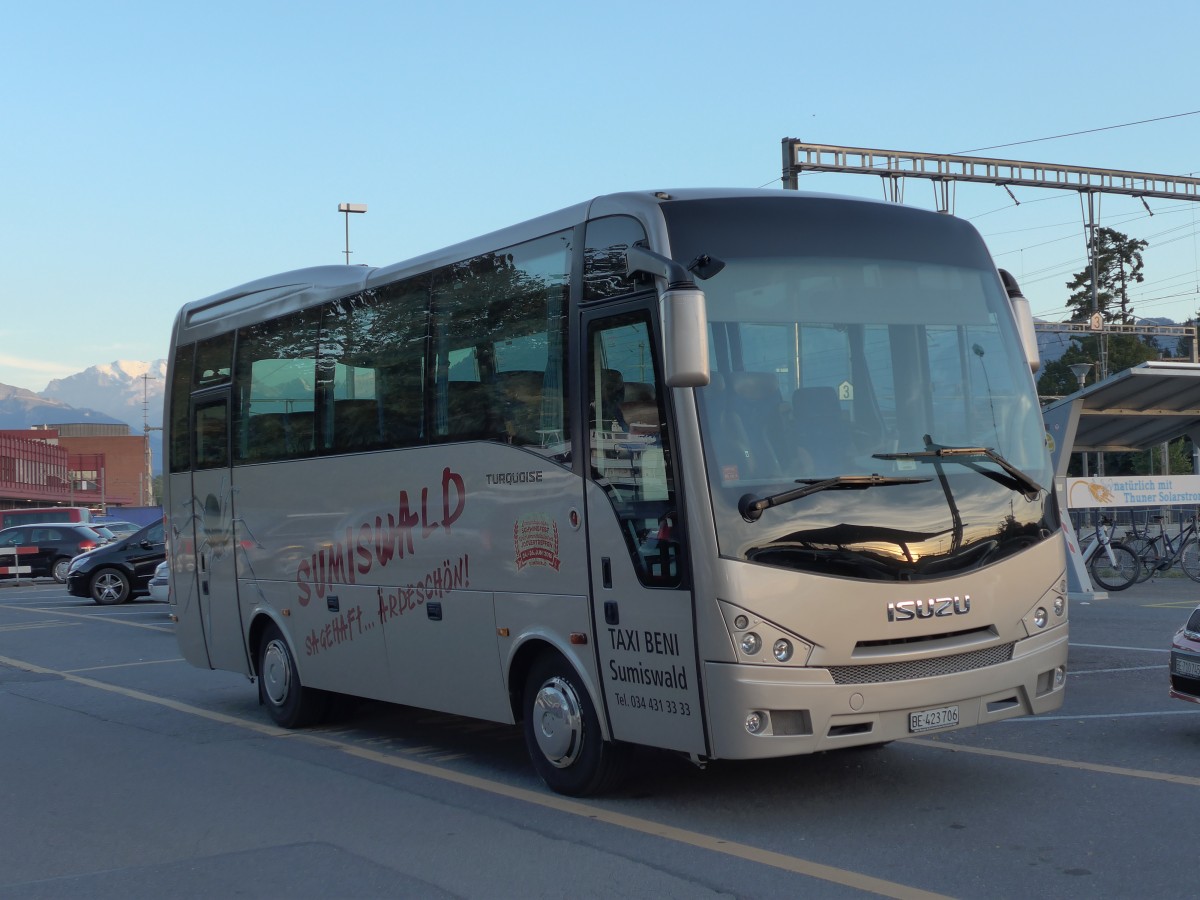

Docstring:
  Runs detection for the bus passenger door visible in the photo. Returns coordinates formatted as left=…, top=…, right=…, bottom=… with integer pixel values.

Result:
left=584, top=310, right=707, bottom=756
left=188, top=392, right=251, bottom=675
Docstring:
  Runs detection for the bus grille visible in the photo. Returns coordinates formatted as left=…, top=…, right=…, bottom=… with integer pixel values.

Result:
left=825, top=642, right=1015, bottom=685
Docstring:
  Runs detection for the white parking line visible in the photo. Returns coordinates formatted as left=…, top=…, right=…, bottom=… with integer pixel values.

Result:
left=66, top=657, right=185, bottom=673
left=1071, top=642, right=1171, bottom=653
left=0, top=620, right=80, bottom=633
left=1070, top=664, right=1169, bottom=675
left=1002, top=709, right=1200, bottom=721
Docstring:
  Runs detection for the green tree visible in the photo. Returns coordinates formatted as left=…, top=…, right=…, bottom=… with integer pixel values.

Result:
left=1175, top=309, right=1200, bottom=360
left=1128, top=437, right=1193, bottom=476
left=1036, top=332, right=1159, bottom=398
left=1065, top=227, right=1148, bottom=325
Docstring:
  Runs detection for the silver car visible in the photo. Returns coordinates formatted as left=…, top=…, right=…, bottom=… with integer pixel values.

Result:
left=147, top=561, right=170, bottom=602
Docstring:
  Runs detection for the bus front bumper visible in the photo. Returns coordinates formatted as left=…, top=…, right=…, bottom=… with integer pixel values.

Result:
left=701, top=627, right=1068, bottom=759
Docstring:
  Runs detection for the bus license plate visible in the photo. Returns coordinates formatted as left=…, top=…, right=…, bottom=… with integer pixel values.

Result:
left=909, top=705, right=959, bottom=733
left=1174, top=654, right=1200, bottom=678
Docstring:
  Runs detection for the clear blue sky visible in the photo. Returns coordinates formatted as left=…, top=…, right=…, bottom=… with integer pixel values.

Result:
left=4, top=0, right=1199, bottom=393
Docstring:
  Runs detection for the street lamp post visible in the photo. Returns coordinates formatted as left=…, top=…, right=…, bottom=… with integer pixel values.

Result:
left=1069, top=363, right=1093, bottom=477
left=1068, top=362, right=1092, bottom=393
left=338, top=203, right=367, bottom=264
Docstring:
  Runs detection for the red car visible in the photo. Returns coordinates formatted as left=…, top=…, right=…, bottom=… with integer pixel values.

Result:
left=1170, top=605, right=1200, bottom=704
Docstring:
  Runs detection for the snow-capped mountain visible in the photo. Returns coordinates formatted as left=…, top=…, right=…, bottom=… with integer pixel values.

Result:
left=0, top=383, right=125, bottom=429
left=41, top=360, right=167, bottom=429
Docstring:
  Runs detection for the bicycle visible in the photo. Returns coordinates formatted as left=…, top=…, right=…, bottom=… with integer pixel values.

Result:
left=1080, top=516, right=1140, bottom=591
left=1121, top=515, right=1160, bottom=583
left=1129, top=514, right=1200, bottom=583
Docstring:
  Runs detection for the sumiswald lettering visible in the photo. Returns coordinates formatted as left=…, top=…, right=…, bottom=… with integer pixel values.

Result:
left=295, top=467, right=466, bottom=606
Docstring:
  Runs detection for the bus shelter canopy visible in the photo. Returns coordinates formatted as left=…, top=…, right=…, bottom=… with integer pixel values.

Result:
left=1042, top=361, right=1200, bottom=463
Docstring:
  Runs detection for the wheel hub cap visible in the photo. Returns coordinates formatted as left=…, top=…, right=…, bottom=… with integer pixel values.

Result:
left=262, top=640, right=291, bottom=706
left=533, top=676, right=583, bottom=768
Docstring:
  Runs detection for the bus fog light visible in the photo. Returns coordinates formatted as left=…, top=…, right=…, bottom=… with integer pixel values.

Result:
left=1033, top=607, right=1048, bottom=629
left=773, top=639, right=793, bottom=662
left=740, top=632, right=762, bottom=655
left=1054, top=596, right=1065, bottom=617
left=734, top=614, right=749, bottom=630
left=1054, top=666, right=1066, bottom=688
left=745, top=711, right=768, bottom=734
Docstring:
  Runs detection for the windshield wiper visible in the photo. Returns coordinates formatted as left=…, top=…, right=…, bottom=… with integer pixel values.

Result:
left=738, top=474, right=931, bottom=522
left=873, top=434, right=1044, bottom=500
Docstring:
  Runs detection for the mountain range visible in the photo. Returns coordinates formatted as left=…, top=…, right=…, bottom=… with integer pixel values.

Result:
left=0, top=360, right=167, bottom=473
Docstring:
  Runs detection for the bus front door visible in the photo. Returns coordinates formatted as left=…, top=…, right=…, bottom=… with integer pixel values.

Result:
left=188, top=394, right=251, bottom=675
left=585, top=311, right=708, bottom=757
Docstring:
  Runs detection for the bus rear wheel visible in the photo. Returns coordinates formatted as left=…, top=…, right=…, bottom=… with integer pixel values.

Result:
left=522, top=653, right=624, bottom=796
left=258, top=622, right=328, bottom=728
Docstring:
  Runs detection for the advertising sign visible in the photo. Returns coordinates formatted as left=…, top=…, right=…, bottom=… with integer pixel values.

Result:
left=1065, top=475, right=1200, bottom=509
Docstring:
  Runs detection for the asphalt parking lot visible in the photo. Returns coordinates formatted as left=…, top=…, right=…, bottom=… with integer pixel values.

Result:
left=0, top=574, right=1197, bottom=899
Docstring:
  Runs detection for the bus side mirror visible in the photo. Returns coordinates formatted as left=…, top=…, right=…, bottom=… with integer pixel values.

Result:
left=662, top=286, right=711, bottom=387
left=625, top=245, right=712, bottom=388
left=999, top=269, right=1040, bottom=373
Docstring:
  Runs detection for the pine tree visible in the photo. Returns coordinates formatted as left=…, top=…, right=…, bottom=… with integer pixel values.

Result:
left=1065, top=227, right=1148, bottom=325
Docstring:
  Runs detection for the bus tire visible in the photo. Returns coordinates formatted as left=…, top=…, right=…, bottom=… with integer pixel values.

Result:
left=522, top=653, right=624, bottom=797
left=258, top=622, right=328, bottom=728
left=91, top=568, right=130, bottom=604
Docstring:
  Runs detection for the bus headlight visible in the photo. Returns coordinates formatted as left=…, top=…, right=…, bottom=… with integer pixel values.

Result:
left=1033, top=607, right=1048, bottom=629
left=718, top=601, right=814, bottom=665
left=1053, top=595, right=1066, bottom=617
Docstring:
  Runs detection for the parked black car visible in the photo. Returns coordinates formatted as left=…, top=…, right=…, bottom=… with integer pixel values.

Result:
left=66, top=519, right=166, bottom=604
left=0, top=523, right=109, bottom=583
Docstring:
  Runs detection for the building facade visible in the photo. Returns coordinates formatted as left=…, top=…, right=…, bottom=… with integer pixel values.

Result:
left=0, top=425, right=154, bottom=512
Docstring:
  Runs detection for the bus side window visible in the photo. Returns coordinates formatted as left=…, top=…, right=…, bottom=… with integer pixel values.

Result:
left=194, top=399, right=229, bottom=469
left=587, top=313, right=681, bottom=587
left=234, top=308, right=319, bottom=463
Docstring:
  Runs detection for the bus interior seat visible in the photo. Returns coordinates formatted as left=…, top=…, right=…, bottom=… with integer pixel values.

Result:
left=599, top=368, right=627, bottom=431
left=285, top=411, right=316, bottom=456
left=332, top=399, right=382, bottom=451
left=618, top=381, right=658, bottom=435
left=379, top=375, right=424, bottom=446
left=446, top=381, right=502, bottom=442
left=245, top=412, right=288, bottom=460
left=698, top=373, right=754, bottom=482
left=791, top=386, right=849, bottom=473
left=495, top=370, right=544, bottom=446
left=729, top=371, right=785, bottom=476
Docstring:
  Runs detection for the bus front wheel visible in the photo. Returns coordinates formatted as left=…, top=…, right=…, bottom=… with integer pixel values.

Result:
left=522, top=653, right=624, bottom=796
left=257, top=622, right=328, bottom=728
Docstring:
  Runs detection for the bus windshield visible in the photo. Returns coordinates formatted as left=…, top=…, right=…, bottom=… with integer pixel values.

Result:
left=662, top=196, right=1056, bottom=581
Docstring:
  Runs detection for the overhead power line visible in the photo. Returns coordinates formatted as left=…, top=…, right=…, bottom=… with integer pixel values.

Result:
left=953, top=109, right=1200, bottom=155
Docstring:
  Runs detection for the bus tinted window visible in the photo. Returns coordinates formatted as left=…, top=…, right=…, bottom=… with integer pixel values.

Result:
left=234, top=308, right=319, bottom=463
left=195, top=332, right=234, bottom=388
left=584, top=216, right=648, bottom=301
left=320, top=284, right=429, bottom=452
left=194, top=398, right=229, bottom=469
left=588, top=312, right=680, bottom=587
left=168, top=343, right=193, bottom=473
left=224, top=232, right=570, bottom=465
left=430, top=230, right=570, bottom=450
